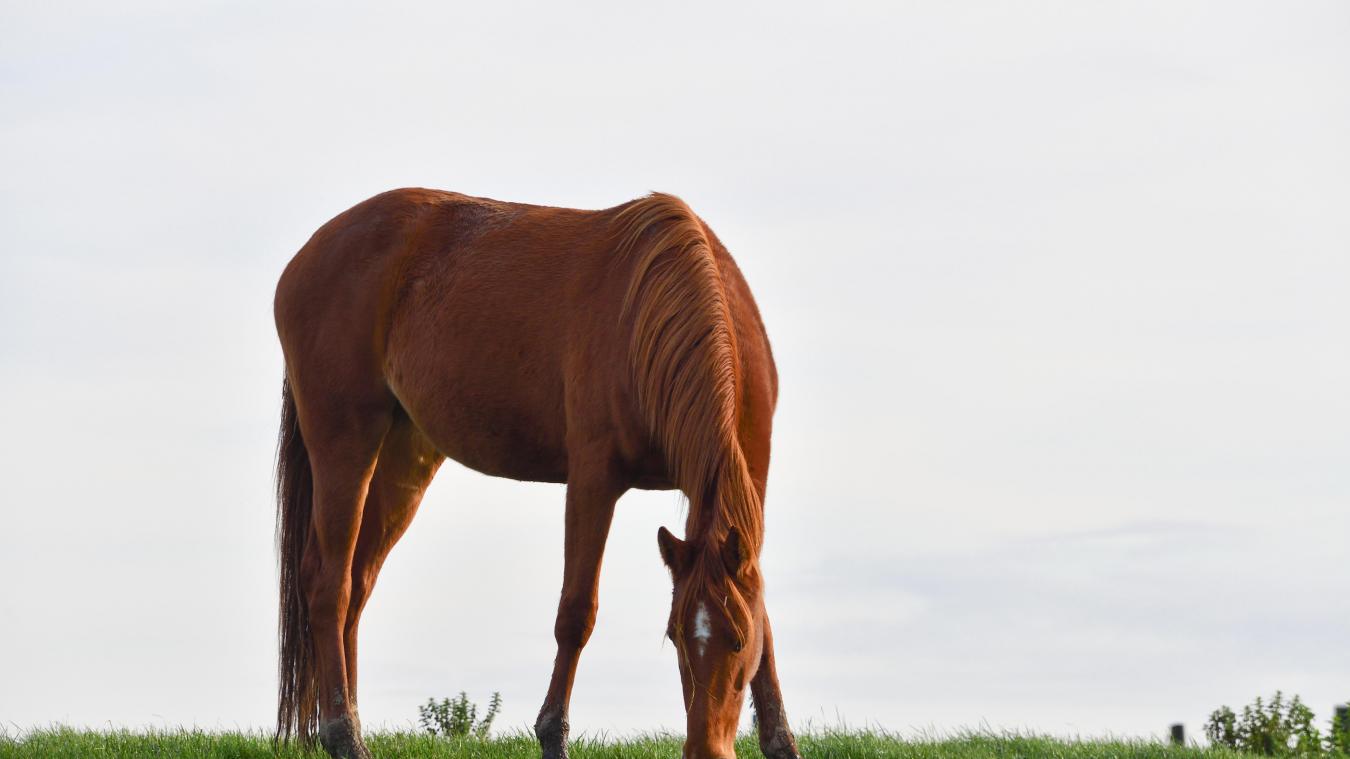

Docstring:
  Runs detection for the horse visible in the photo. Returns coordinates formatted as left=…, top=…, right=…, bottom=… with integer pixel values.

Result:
left=272, top=188, right=800, bottom=759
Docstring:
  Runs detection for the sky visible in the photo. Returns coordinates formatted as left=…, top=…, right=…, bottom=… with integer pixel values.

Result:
left=1, top=0, right=1348, bottom=743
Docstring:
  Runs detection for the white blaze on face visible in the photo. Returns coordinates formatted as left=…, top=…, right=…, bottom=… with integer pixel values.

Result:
left=692, top=602, right=712, bottom=658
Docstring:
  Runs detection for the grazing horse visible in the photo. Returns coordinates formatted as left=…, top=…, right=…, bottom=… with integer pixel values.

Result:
left=273, top=188, right=800, bottom=759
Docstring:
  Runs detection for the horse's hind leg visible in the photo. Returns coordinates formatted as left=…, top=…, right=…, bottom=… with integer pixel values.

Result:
left=295, top=389, right=393, bottom=759
left=343, top=411, right=443, bottom=698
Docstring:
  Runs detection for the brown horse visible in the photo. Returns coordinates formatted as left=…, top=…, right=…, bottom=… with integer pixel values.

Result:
left=273, top=188, right=800, bottom=759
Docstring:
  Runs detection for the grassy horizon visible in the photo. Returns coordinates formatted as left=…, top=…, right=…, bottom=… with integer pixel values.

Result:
left=0, top=727, right=1257, bottom=759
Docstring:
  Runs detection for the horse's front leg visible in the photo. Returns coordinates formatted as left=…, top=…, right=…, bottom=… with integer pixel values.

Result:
left=751, top=613, right=803, bottom=759
left=535, top=464, right=624, bottom=759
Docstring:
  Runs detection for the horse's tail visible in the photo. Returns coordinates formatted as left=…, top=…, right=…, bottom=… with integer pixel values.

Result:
left=275, top=375, right=319, bottom=747
left=613, top=193, right=765, bottom=564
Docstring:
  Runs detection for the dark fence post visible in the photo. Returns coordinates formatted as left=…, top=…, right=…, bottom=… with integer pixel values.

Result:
left=1170, top=724, right=1185, bottom=746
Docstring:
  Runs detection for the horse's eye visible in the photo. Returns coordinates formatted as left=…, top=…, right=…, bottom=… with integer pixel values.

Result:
left=732, top=640, right=743, bottom=653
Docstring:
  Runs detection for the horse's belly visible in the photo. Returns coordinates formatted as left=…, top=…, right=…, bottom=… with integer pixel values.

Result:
left=427, top=403, right=567, bottom=483
left=384, top=333, right=570, bottom=484
left=393, top=377, right=569, bottom=483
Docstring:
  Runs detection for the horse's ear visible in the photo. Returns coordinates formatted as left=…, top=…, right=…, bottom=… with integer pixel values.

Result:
left=657, top=526, right=689, bottom=574
left=720, top=526, right=747, bottom=577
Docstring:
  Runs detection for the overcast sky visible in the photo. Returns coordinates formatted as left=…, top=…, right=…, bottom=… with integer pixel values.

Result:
left=2, top=0, right=1347, bottom=743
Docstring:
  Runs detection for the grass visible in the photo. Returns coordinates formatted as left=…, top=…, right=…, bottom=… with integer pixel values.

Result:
left=0, top=728, right=1258, bottom=759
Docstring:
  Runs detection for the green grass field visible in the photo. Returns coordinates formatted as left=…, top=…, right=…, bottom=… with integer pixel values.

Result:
left=0, top=729, right=1254, bottom=759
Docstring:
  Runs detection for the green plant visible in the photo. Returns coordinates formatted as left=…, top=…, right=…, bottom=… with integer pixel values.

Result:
left=417, top=691, right=502, bottom=739
left=1205, top=692, right=1340, bottom=756
left=1206, top=706, right=1238, bottom=751
left=1328, top=705, right=1350, bottom=756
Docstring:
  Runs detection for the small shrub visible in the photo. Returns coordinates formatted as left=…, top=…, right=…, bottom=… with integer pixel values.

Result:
left=1207, top=705, right=1238, bottom=751
left=1205, top=692, right=1344, bottom=756
left=418, top=691, right=502, bottom=739
left=1329, top=705, right=1350, bottom=756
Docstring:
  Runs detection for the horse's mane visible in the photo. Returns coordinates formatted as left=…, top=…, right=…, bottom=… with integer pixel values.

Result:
left=612, top=193, right=764, bottom=643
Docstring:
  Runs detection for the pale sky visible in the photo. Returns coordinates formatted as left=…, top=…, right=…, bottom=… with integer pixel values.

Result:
left=2, top=0, right=1348, bottom=743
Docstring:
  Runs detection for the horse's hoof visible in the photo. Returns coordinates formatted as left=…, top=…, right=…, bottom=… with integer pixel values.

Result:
left=534, top=708, right=569, bottom=759
left=319, top=714, right=372, bottom=759
left=759, top=727, right=802, bottom=759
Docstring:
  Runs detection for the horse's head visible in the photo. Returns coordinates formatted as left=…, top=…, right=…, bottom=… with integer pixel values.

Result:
left=657, top=525, right=764, bottom=759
